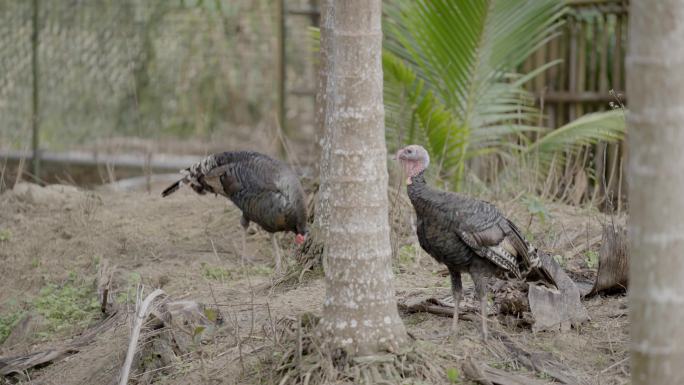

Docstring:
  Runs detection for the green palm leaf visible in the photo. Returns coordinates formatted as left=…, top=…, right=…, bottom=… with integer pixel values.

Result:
left=525, top=109, right=626, bottom=158
left=311, top=2, right=626, bottom=194
left=383, top=0, right=568, bottom=188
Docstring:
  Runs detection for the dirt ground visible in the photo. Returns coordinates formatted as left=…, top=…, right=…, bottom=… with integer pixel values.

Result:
left=0, top=181, right=628, bottom=385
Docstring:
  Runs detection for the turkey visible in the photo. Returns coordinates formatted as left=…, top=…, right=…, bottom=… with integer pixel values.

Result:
left=395, top=144, right=554, bottom=339
left=161, top=151, right=308, bottom=272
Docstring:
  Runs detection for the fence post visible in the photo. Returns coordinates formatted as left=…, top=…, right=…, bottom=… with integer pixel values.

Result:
left=31, top=0, right=41, bottom=182
left=277, top=0, right=287, bottom=142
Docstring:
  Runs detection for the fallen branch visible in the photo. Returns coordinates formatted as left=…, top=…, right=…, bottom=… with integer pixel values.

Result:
left=0, top=315, right=119, bottom=377
left=398, top=295, right=480, bottom=323
left=118, top=287, right=166, bottom=385
left=0, top=348, right=77, bottom=376
left=0, top=288, right=219, bottom=382
left=494, top=331, right=585, bottom=384
left=463, top=356, right=547, bottom=385
left=398, top=258, right=590, bottom=333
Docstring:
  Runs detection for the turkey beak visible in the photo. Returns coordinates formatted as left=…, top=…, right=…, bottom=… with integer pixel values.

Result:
left=394, top=149, right=403, bottom=161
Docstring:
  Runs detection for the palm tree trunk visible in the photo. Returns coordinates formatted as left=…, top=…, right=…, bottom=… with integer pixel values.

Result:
left=317, top=0, right=407, bottom=355
left=628, top=1, right=684, bottom=383
left=313, top=0, right=332, bottom=234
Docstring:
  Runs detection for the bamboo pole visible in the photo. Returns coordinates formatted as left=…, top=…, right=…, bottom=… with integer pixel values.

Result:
left=277, top=0, right=287, bottom=150
left=557, top=21, right=568, bottom=128
left=31, top=0, right=40, bottom=182
left=598, top=14, right=610, bottom=94
left=587, top=16, right=598, bottom=93
left=547, top=35, right=560, bottom=128
left=575, top=20, right=586, bottom=118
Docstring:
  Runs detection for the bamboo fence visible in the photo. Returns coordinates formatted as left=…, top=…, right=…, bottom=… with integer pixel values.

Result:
left=524, top=0, right=628, bottom=209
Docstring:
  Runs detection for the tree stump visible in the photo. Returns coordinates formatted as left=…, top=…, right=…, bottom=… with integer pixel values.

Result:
left=587, top=224, right=628, bottom=296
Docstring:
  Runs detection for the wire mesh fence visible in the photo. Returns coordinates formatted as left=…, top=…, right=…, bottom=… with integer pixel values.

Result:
left=0, top=0, right=316, bottom=159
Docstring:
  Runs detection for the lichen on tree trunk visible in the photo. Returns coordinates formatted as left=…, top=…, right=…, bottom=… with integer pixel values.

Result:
left=316, top=0, right=407, bottom=355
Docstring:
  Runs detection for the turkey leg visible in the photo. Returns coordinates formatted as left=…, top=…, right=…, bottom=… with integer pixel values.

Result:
left=240, top=215, right=250, bottom=264
left=270, top=233, right=282, bottom=273
left=472, top=272, right=489, bottom=341
left=449, top=271, right=463, bottom=335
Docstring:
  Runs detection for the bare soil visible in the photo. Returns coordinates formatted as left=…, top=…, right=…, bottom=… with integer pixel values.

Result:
left=0, top=181, right=628, bottom=385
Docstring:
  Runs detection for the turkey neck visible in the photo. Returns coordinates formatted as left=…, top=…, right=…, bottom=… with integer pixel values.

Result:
left=406, top=170, right=470, bottom=214
left=406, top=171, right=431, bottom=213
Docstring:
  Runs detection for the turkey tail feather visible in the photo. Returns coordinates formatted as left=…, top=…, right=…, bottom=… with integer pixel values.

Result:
left=531, top=263, right=557, bottom=288
left=161, top=180, right=183, bottom=197
left=505, top=219, right=557, bottom=287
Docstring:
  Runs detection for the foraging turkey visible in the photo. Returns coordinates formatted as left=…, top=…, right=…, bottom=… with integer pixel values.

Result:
left=161, top=151, right=308, bottom=272
left=395, top=144, right=554, bottom=339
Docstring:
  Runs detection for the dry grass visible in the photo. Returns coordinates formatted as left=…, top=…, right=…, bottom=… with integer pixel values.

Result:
left=0, top=182, right=628, bottom=385
left=257, top=314, right=451, bottom=385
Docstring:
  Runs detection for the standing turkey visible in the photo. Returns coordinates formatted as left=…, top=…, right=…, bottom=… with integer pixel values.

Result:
left=161, top=151, right=308, bottom=272
left=395, top=144, right=554, bottom=339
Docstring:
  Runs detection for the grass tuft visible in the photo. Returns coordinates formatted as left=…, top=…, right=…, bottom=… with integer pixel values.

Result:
left=0, top=273, right=101, bottom=343
left=32, top=274, right=100, bottom=339
left=201, top=262, right=272, bottom=282
left=0, top=309, right=24, bottom=344
left=0, top=228, right=11, bottom=242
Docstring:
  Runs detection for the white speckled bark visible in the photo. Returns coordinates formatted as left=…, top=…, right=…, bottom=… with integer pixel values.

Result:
left=313, top=0, right=332, bottom=235
left=627, top=2, right=684, bottom=384
left=316, top=0, right=407, bottom=355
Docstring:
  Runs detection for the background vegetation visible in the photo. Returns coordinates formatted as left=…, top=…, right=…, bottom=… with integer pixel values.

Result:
left=0, top=0, right=627, bottom=206
left=0, top=1, right=636, bottom=383
left=0, top=0, right=316, bottom=151
left=383, top=0, right=625, bottom=198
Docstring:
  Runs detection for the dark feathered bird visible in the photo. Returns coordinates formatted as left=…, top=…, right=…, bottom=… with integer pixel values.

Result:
left=162, top=151, right=308, bottom=272
left=396, top=144, right=554, bottom=339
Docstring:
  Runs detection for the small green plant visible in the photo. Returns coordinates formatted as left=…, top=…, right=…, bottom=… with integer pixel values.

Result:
left=537, top=371, right=552, bottom=380
left=552, top=254, right=566, bottom=268
left=523, top=195, right=550, bottom=225
left=0, top=309, right=24, bottom=344
left=201, top=263, right=273, bottom=281
left=202, top=263, right=232, bottom=281
left=585, top=250, right=599, bottom=269
left=115, top=272, right=144, bottom=304
left=398, top=244, right=418, bottom=265
left=193, top=325, right=207, bottom=344
left=204, top=308, right=218, bottom=323
left=395, top=244, right=419, bottom=274
left=246, top=264, right=273, bottom=276
left=33, top=277, right=100, bottom=338
left=0, top=228, right=11, bottom=242
left=404, top=312, right=430, bottom=327
left=446, top=367, right=460, bottom=383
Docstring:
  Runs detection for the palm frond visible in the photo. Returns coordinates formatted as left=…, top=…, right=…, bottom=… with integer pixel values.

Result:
left=383, top=0, right=567, bottom=188
left=383, top=50, right=467, bottom=178
left=525, top=109, right=625, bottom=157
